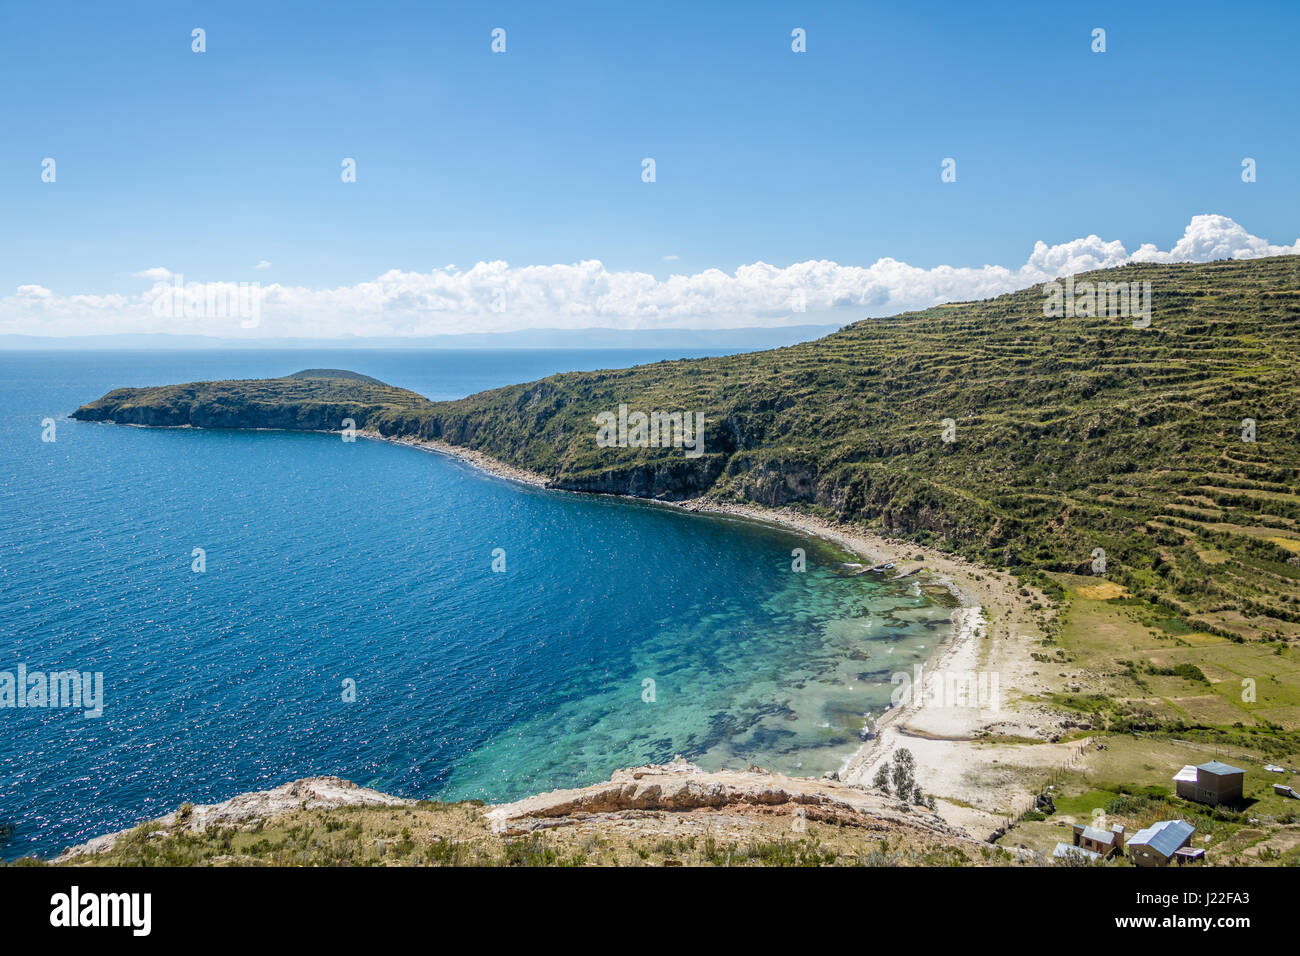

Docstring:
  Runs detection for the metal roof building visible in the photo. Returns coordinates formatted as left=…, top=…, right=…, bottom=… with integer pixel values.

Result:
left=1198, top=760, right=1244, bottom=776
left=1078, top=825, right=1115, bottom=845
left=1126, top=819, right=1195, bottom=866
left=1173, top=761, right=1245, bottom=806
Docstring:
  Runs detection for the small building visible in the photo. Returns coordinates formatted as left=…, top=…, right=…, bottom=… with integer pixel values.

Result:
left=1053, top=842, right=1101, bottom=863
left=1126, top=819, right=1196, bottom=867
left=1274, top=783, right=1299, bottom=800
left=1071, top=822, right=1125, bottom=859
left=1173, top=761, right=1244, bottom=806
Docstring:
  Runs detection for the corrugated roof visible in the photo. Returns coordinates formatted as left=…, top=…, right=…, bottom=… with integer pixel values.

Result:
left=1173, top=765, right=1198, bottom=782
left=1127, top=819, right=1195, bottom=858
left=1080, top=825, right=1115, bottom=844
left=1197, top=760, right=1243, bottom=776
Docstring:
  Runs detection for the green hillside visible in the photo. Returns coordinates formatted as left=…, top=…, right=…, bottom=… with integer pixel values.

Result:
left=74, top=374, right=428, bottom=431
left=75, top=256, right=1300, bottom=646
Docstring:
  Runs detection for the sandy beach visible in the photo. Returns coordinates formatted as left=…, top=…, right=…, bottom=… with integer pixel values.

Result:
left=669, top=500, right=1083, bottom=837
left=367, top=431, right=1078, bottom=839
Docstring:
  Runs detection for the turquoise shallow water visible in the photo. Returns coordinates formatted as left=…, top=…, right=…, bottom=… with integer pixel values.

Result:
left=0, top=350, right=952, bottom=858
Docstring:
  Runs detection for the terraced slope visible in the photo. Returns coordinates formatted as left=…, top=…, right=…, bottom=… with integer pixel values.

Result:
left=74, top=256, right=1300, bottom=643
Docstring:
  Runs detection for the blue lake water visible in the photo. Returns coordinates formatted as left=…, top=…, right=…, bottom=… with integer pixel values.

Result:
left=0, top=349, right=952, bottom=859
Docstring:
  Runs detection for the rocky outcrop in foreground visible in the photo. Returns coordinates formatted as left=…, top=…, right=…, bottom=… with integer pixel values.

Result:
left=57, top=777, right=411, bottom=862
left=486, top=758, right=965, bottom=839
left=53, top=761, right=1003, bottom=866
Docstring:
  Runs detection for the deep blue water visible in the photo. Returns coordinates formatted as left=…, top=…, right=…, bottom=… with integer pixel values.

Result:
left=0, top=349, right=951, bottom=859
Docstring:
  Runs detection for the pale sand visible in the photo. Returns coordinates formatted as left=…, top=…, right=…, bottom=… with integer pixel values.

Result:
left=367, top=432, right=1076, bottom=840
left=668, top=501, right=1078, bottom=839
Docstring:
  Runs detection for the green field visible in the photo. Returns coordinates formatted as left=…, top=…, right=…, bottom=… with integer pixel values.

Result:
left=1005, top=577, right=1300, bottom=865
left=1005, top=731, right=1300, bottom=865
left=1048, top=574, right=1300, bottom=730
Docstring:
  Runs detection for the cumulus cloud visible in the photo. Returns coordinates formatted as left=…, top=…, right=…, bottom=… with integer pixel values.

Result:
left=4, top=215, right=1297, bottom=338
left=1128, top=214, right=1298, bottom=263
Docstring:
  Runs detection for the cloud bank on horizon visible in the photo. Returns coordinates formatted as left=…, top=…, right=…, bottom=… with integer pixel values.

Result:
left=4, top=215, right=1297, bottom=339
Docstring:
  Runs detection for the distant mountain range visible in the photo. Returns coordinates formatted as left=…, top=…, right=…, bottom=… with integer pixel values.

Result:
left=0, top=325, right=843, bottom=351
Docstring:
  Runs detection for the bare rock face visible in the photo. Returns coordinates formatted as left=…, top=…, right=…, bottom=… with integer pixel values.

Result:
left=173, top=776, right=413, bottom=830
left=56, top=776, right=411, bottom=861
left=484, top=757, right=965, bottom=840
left=550, top=459, right=727, bottom=500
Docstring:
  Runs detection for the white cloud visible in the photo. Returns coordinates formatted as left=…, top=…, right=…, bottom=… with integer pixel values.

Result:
left=4, top=215, right=1297, bottom=338
left=1128, top=214, right=1295, bottom=263
left=254, top=260, right=271, bottom=270
left=663, top=254, right=679, bottom=262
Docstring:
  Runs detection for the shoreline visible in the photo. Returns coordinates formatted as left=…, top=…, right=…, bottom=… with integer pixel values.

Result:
left=86, top=421, right=1069, bottom=842
left=376, top=431, right=551, bottom=488
left=655, top=501, right=1076, bottom=838
left=367, top=429, right=1070, bottom=837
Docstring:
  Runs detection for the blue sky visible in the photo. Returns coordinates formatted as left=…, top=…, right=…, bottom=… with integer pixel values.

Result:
left=1, top=0, right=1297, bottom=336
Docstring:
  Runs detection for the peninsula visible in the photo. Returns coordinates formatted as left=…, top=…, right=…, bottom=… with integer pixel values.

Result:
left=66, top=256, right=1300, bottom=865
